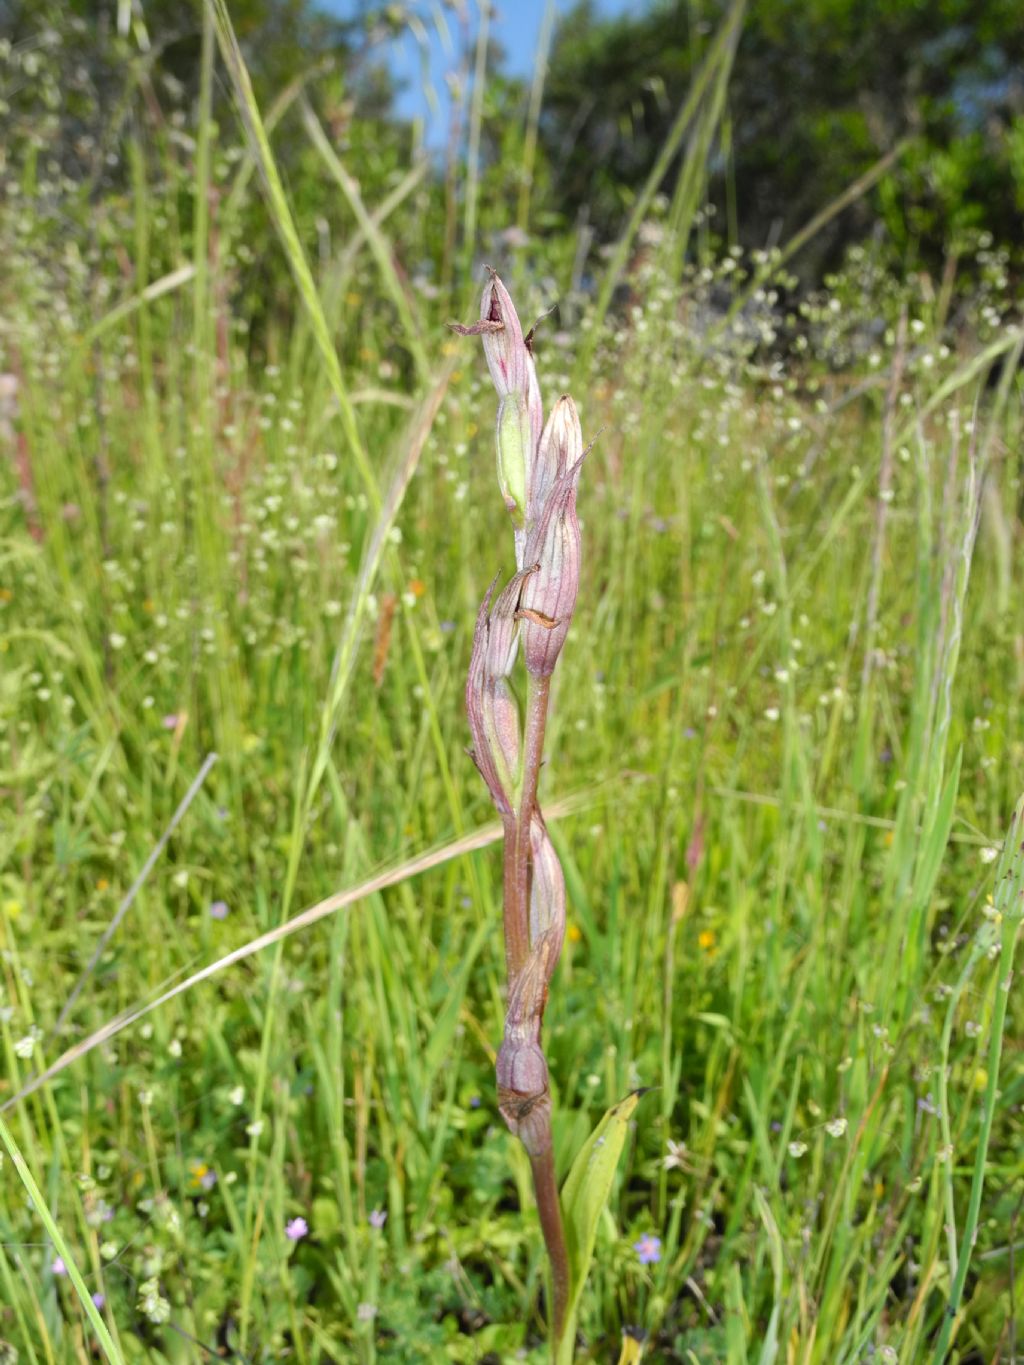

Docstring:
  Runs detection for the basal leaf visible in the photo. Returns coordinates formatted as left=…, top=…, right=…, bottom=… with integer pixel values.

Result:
left=555, top=1091, right=640, bottom=1363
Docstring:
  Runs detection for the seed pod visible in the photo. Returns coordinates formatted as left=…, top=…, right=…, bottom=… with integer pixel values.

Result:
left=519, top=465, right=582, bottom=677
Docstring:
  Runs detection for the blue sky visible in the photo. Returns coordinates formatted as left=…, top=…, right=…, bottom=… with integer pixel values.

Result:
left=326, top=1, right=634, bottom=143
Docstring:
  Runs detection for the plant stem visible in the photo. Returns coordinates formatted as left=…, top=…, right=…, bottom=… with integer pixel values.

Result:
left=502, top=811, right=530, bottom=977
left=501, top=669, right=571, bottom=1340
left=502, top=672, right=551, bottom=978
left=521, top=672, right=552, bottom=820
left=517, top=671, right=551, bottom=924
left=530, top=1146, right=571, bottom=1343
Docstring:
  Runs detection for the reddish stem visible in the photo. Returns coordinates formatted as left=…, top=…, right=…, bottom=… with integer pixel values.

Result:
left=530, top=1145, right=571, bottom=1342
left=501, top=671, right=570, bottom=1342
left=503, top=672, right=550, bottom=978
left=502, top=811, right=530, bottom=978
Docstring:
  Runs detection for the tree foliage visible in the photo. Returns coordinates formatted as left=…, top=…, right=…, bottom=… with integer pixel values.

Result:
left=541, top=0, right=1024, bottom=271
left=0, top=0, right=412, bottom=339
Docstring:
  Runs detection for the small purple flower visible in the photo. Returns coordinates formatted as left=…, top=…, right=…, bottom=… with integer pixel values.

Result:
left=209, top=900, right=229, bottom=920
left=91, top=1292, right=105, bottom=1309
left=200, top=1169, right=218, bottom=1191
left=51, top=1256, right=67, bottom=1276
left=369, top=1208, right=387, bottom=1229
left=162, top=714, right=180, bottom=731
left=469, top=1095, right=481, bottom=1109
left=285, top=1216, right=308, bottom=1242
left=633, top=1234, right=661, bottom=1266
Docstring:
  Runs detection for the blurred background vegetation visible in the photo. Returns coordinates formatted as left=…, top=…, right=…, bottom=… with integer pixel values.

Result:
left=2, top=1, right=1023, bottom=1362
left=3, top=0, right=1023, bottom=330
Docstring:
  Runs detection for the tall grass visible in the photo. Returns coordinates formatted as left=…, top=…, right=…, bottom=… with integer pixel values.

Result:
left=1, top=3, right=1022, bottom=1362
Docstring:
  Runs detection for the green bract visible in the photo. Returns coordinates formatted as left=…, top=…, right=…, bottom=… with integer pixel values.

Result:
left=496, top=393, right=531, bottom=527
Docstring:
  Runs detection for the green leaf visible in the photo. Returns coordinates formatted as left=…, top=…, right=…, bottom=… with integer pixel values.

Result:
left=724, top=1262, right=750, bottom=1364
left=0, top=1113, right=125, bottom=1365
left=555, top=1091, right=640, bottom=1364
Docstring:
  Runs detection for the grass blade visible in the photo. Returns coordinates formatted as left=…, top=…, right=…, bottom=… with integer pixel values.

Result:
left=0, top=1114, right=123, bottom=1365
left=556, top=1090, right=642, bottom=1364
left=300, top=98, right=431, bottom=382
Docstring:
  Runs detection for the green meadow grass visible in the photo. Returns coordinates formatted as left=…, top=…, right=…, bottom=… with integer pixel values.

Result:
left=2, top=6, right=1024, bottom=1362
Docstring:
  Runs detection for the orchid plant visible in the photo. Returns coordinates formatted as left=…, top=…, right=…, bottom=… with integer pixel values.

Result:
left=453, top=272, right=610, bottom=1359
